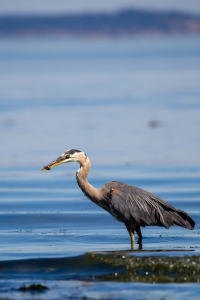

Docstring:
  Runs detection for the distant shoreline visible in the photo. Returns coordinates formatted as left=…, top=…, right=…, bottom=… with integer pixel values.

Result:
left=0, top=9, right=200, bottom=37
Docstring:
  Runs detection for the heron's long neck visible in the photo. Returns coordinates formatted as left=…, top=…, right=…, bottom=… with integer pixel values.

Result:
left=76, top=157, right=101, bottom=203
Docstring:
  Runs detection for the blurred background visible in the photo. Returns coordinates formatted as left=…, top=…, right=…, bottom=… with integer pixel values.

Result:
left=0, top=0, right=200, bottom=168
left=1, top=3, right=200, bottom=298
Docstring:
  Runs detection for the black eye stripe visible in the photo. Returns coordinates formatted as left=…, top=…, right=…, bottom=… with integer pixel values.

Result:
left=65, top=149, right=81, bottom=155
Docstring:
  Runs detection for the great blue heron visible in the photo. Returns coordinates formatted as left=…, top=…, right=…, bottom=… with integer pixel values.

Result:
left=42, top=149, right=195, bottom=250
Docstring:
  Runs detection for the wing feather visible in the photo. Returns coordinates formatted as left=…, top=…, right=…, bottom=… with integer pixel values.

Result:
left=102, top=181, right=195, bottom=230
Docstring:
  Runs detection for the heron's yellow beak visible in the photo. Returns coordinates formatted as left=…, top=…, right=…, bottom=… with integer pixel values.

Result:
left=41, top=156, right=65, bottom=171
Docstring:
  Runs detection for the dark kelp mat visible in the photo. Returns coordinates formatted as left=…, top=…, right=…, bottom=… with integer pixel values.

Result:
left=90, top=249, right=195, bottom=253
left=0, top=251, right=200, bottom=283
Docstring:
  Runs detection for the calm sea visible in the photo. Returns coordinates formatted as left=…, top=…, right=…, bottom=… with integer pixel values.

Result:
left=0, top=35, right=200, bottom=299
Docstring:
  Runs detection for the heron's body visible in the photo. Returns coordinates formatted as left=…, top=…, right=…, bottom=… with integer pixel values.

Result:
left=42, top=149, right=195, bottom=249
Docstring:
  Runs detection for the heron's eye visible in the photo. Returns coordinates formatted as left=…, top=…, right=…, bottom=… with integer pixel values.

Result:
left=66, top=154, right=70, bottom=159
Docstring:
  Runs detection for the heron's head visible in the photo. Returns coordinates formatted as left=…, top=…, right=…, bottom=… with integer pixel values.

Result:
left=42, top=149, right=86, bottom=171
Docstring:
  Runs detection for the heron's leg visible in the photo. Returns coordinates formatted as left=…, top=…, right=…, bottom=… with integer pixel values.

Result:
left=130, top=232, right=135, bottom=250
left=125, top=224, right=136, bottom=250
left=135, top=225, right=142, bottom=244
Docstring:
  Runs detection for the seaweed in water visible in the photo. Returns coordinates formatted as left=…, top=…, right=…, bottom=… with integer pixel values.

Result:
left=18, top=284, right=49, bottom=292
left=88, top=254, right=200, bottom=283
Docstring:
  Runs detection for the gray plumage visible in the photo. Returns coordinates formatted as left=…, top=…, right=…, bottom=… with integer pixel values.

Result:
left=42, top=149, right=195, bottom=249
left=102, top=181, right=195, bottom=230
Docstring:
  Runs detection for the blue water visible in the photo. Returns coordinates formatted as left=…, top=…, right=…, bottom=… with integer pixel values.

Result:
left=0, top=34, right=200, bottom=299
left=0, top=165, right=200, bottom=261
left=0, top=35, right=200, bottom=167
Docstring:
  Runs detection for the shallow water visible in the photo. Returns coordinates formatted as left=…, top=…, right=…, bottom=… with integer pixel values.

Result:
left=0, top=35, right=200, bottom=298
left=0, top=166, right=200, bottom=260
left=0, top=165, right=200, bottom=298
left=0, top=35, right=200, bottom=167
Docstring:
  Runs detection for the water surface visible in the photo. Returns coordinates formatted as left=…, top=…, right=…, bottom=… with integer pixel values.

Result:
left=0, top=35, right=200, bottom=299
left=0, top=165, right=200, bottom=299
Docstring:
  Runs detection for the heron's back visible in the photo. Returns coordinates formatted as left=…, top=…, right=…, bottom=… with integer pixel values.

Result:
left=102, top=181, right=195, bottom=230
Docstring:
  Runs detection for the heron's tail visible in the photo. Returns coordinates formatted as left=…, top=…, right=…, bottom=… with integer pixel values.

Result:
left=169, top=209, right=195, bottom=230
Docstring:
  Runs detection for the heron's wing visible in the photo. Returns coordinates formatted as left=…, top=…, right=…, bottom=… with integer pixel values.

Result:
left=104, top=181, right=195, bottom=230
